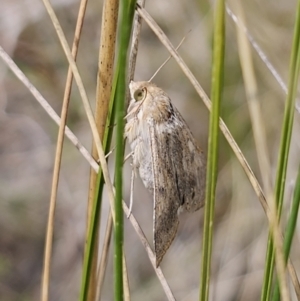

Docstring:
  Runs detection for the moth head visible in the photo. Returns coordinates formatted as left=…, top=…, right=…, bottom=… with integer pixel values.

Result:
left=129, top=81, right=148, bottom=102
left=133, top=87, right=147, bottom=102
left=126, top=81, right=149, bottom=119
left=127, top=81, right=172, bottom=123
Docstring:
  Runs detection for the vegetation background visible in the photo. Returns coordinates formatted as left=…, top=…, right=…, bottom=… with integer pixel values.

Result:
left=0, top=0, right=299, bottom=300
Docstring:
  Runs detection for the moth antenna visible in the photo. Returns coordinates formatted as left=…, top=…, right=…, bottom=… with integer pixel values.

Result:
left=148, top=30, right=191, bottom=82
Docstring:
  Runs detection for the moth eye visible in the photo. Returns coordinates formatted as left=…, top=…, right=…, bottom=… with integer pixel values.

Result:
left=133, top=88, right=146, bottom=102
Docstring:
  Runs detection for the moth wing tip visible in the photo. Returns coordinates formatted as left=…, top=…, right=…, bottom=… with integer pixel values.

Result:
left=155, top=255, right=162, bottom=268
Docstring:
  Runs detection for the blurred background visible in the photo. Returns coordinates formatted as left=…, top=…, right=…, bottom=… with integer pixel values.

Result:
left=0, top=0, right=300, bottom=300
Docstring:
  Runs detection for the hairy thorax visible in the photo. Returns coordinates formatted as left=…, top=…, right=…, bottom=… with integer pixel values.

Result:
left=125, top=115, right=154, bottom=192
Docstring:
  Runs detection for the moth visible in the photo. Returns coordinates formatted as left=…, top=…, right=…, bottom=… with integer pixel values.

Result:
left=125, top=81, right=206, bottom=267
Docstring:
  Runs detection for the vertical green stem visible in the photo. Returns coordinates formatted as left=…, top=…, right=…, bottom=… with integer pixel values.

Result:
left=114, top=1, right=137, bottom=300
left=273, top=166, right=300, bottom=301
left=260, top=2, right=300, bottom=300
left=199, top=0, right=225, bottom=300
left=79, top=69, right=118, bottom=301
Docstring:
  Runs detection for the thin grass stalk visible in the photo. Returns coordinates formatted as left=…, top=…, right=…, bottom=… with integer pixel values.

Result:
left=78, top=152, right=111, bottom=301
left=122, top=256, right=130, bottom=301
left=40, top=1, right=87, bottom=300
left=80, top=64, right=132, bottom=300
left=96, top=213, right=113, bottom=300
left=128, top=0, right=145, bottom=85
left=261, top=2, right=300, bottom=300
left=96, top=4, right=144, bottom=296
left=87, top=0, right=119, bottom=232
left=41, top=7, right=126, bottom=285
left=233, top=0, right=272, bottom=195
left=95, top=2, right=144, bottom=291
left=0, top=46, right=99, bottom=172
left=42, top=3, right=117, bottom=301
left=86, top=0, right=119, bottom=298
left=94, top=69, right=119, bottom=299
left=79, top=66, right=119, bottom=301
left=229, top=3, right=300, bottom=296
left=114, top=1, right=137, bottom=299
left=41, top=0, right=111, bottom=179
left=41, top=0, right=119, bottom=233
left=80, top=178, right=104, bottom=301
left=273, top=166, right=300, bottom=301
left=227, top=5, right=300, bottom=116
left=97, top=0, right=145, bottom=300
left=40, top=1, right=131, bottom=300
left=199, top=0, right=225, bottom=300
left=234, top=2, right=289, bottom=300
left=226, top=6, right=289, bottom=98
left=123, top=203, right=176, bottom=300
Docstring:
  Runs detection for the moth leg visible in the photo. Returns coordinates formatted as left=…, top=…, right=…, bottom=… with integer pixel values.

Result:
left=94, top=147, right=115, bottom=164
left=124, top=151, right=134, bottom=163
left=95, top=149, right=132, bottom=167
left=127, top=150, right=135, bottom=218
left=104, top=147, right=115, bottom=159
left=127, top=165, right=135, bottom=218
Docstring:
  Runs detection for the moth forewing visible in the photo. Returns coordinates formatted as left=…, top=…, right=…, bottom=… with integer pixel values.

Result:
left=173, top=112, right=206, bottom=212
left=125, top=81, right=206, bottom=267
left=149, top=122, right=181, bottom=267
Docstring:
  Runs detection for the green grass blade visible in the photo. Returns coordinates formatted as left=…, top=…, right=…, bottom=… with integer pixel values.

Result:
left=260, top=2, right=300, bottom=300
left=273, top=166, right=300, bottom=301
left=199, top=0, right=225, bottom=300
left=114, top=1, right=137, bottom=300
left=79, top=67, right=119, bottom=301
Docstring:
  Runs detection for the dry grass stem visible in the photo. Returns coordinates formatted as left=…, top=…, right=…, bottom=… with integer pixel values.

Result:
left=234, top=3, right=290, bottom=300
left=0, top=46, right=99, bottom=172
left=41, top=0, right=117, bottom=222
left=128, top=0, right=146, bottom=84
left=123, top=255, right=131, bottom=301
left=96, top=213, right=113, bottom=300
left=41, top=0, right=88, bottom=300
left=86, top=0, right=119, bottom=298
left=123, top=203, right=176, bottom=301
left=226, top=5, right=300, bottom=115
left=149, top=34, right=188, bottom=82
left=87, top=0, right=119, bottom=220
left=234, top=2, right=272, bottom=192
